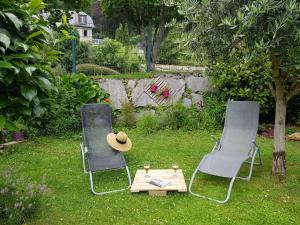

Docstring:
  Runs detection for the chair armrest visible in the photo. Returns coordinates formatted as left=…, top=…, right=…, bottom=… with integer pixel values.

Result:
left=211, top=135, right=221, bottom=152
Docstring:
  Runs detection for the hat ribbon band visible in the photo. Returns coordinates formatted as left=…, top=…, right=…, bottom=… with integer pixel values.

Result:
left=116, top=138, right=126, bottom=144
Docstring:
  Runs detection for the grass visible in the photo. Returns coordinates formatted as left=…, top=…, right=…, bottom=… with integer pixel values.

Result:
left=0, top=130, right=299, bottom=225
left=91, top=70, right=201, bottom=80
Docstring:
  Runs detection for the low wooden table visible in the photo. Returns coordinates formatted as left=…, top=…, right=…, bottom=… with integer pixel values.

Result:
left=131, top=169, right=187, bottom=196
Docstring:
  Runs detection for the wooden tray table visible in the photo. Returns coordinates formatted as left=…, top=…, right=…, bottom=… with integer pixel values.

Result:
left=131, top=169, right=187, bottom=196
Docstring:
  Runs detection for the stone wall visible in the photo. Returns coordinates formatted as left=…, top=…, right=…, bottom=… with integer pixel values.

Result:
left=96, top=72, right=212, bottom=110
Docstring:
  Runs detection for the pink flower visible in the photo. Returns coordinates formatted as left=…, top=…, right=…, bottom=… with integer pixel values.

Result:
left=161, top=88, right=170, bottom=98
left=150, top=84, right=158, bottom=93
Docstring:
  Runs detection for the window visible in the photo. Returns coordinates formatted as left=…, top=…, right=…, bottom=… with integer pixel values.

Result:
left=79, top=15, right=87, bottom=24
left=83, top=30, right=88, bottom=37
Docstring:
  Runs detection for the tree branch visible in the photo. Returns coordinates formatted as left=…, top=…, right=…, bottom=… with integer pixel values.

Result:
left=268, top=81, right=276, bottom=98
left=287, top=80, right=300, bottom=102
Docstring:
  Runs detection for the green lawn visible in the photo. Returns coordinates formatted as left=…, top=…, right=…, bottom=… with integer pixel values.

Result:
left=0, top=130, right=299, bottom=225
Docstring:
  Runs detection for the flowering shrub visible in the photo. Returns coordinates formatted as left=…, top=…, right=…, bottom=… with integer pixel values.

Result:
left=0, top=170, right=48, bottom=225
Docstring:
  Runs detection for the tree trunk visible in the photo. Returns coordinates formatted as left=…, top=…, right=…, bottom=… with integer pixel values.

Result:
left=151, top=9, right=168, bottom=65
left=140, top=26, right=147, bottom=60
left=271, top=55, right=287, bottom=177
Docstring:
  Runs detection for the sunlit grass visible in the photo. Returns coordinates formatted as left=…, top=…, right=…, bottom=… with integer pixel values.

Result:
left=0, top=130, right=299, bottom=225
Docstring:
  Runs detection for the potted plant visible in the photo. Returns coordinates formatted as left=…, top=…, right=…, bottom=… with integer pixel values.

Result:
left=11, top=121, right=28, bottom=141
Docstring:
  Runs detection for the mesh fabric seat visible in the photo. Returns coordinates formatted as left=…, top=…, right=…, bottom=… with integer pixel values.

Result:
left=189, top=101, right=262, bottom=203
left=80, top=104, right=131, bottom=195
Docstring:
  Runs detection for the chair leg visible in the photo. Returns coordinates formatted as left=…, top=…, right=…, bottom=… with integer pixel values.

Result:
left=80, top=143, right=88, bottom=174
left=89, top=166, right=132, bottom=196
left=189, top=169, right=236, bottom=204
left=237, top=148, right=262, bottom=182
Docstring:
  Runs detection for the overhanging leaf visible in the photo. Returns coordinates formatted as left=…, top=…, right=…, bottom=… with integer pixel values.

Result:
left=0, top=61, right=15, bottom=69
left=20, top=85, right=37, bottom=102
left=29, top=0, right=44, bottom=12
left=35, top=76, right=51, bottom=91
left=4, top=12, right=23, bottom=30
left=14, top=40, right=29, bottom=52
left=25, top=30, right=43, bottom=42
left=25, top=66, right=36, bottom=76
left=0, top=116, right=6, bottom=129
left=0, top=29, right=10, bottom=49
left=33, top=106, right=44, bottom=117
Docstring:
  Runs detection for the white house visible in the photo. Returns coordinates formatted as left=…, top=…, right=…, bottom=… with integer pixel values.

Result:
left=69, top=11, right=95, bottom=43
left=41, top=11, right=95, bottom=43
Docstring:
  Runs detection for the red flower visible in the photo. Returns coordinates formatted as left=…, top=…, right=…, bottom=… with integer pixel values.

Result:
left=150, top=84, right=158, bottom=93
left=161, top=88, right=170, bottom=99
left=104, top=98, right=110, bottom=103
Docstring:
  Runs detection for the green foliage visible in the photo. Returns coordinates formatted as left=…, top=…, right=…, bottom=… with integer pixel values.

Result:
left=206, top=52, right=272, bottom=113
left=59, top=73, right=108, bottom=104
left=136, top=114, right=157, bottom=134
left=29, top=74, right=109, bottom=136
left=0, top=0, right=66, bottom=131
left=77, top=64, right=120, bottom=75
left=137, top=98, right=225, bottom=133
left=173, top=0, right=300, bottom=100
left=101, top=0, right=182, bottom=63
left=92, top=38, right=142, bottom=73
left=44, top=0, right=91, bottom=11
left=57, top=40, right=92, bottom=72
left=158, top=26, right=199, bottom=65
left=115, top=23, right=130, bottom=44
left=118, top=102, right=136, bottom=128
left=0, top=170, right=48, bottom=225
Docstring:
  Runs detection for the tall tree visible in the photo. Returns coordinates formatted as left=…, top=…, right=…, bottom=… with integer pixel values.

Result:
left=44, top=0, right=92, bottom=11
left=170, top=0, right=300, bottom=177
left=101, top=0, right=181, bottom=65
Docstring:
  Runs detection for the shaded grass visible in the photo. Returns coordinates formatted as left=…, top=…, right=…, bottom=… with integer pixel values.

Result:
left=0, top=130, right=299, bottom=225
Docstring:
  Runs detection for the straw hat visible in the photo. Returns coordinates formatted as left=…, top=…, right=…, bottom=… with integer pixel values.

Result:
left=106, top=132, right=132, bottom=152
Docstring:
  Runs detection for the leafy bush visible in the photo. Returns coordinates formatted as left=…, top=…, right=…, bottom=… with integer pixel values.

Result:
left=56, top=36, right=93, bottom=72
left=118, top=102, right=136, bottom=128
left=0, top=170, right=48, bottom=225
left=137, top=97, right=225, bottom=133
left=92, top=38, right=142, bottom=73
left=115, top=23, right=130, bottom=44
left=77, top=64, right=120, bottom=75
left=0, top=0, right=67, bottom=131
left=158, top=26, right=199, bottom=65
left=136, top=114, right=157, bottom=134
left=206, top=52, right=272, bottom=113
left=29, top=73, right=109, bottom=136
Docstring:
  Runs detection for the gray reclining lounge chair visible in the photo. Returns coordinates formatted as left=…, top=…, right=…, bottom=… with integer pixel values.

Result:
left=80, top=104, right=131, bottom=195
left=189, top=101, right=262, bottom=203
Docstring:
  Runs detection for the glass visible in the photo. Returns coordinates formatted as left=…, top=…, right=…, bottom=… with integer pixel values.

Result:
left=172, top=164, right=179, bottom=176
left=144, top=163, right=150, bottom=178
